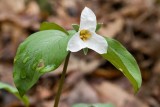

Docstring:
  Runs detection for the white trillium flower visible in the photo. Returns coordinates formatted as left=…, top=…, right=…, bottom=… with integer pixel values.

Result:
left=67, top=7, right=108, bottom=54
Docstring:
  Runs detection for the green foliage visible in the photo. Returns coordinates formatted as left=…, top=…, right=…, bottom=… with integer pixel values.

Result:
left=71, top=24, right=142, bottom=92
left=72, top=24, right=79, bottom=32
left=83, top=48, right=89, bottom=55
left=96, top=23, right=103, bottom=32
left=13, top=30, right=73, bottom=96
left=72, top=23, right=103, bottom=32
left=72, top=103, right=114, bottom=107
left=40, top=22, right=69, bottom=35
left=0, top=82, right=29, bottom=107
left=102, top=38, right=142, bottom=93
left=13, top=20, right=141, bottom=102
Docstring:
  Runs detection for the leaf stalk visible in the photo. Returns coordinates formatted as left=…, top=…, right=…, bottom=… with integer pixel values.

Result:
left=54, top=52, right=71, bottom=107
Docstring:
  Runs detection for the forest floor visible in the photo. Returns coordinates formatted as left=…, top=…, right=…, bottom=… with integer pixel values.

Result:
left=0, top=0, right=160, bottom=107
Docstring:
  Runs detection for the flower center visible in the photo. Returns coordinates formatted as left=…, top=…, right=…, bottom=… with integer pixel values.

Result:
left=79, top=29, right=91, bottom=41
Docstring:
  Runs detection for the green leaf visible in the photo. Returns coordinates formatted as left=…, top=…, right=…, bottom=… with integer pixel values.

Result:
left=72, top=24, right=79, bottom=32
left=13, top=30, right=73, bottom=96
left=72, top=23, right=102, bottom=32
left=83, top=48, right=88, bottom=55
left=102, top=38, right=142, bottom=93
left=40, top=22, right=69, bottom=35
left=0, top=82, right=29, bottom=107
left=96, top=23, right=103, bottom=32
left=72, top=103, right=114, bottom=107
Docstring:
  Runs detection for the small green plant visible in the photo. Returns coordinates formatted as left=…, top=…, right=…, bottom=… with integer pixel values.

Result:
left=13, top=7, right=142, bottom=107
left=0, top=82, right=29, bottom=106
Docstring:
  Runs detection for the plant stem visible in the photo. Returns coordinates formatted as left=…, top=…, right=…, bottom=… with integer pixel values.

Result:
left=54, top=52, right=70, bottom=107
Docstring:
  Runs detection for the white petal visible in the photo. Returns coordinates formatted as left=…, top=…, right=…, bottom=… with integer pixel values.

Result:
left=79, top=7, right=97, bottom=32
left=67, top=33, right=86, bottom=52
left=85, top=33, right=108, bottom=54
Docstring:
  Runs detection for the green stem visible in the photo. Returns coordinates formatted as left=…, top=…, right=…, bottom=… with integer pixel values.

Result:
left=54, top=52, right=70, bottom=107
